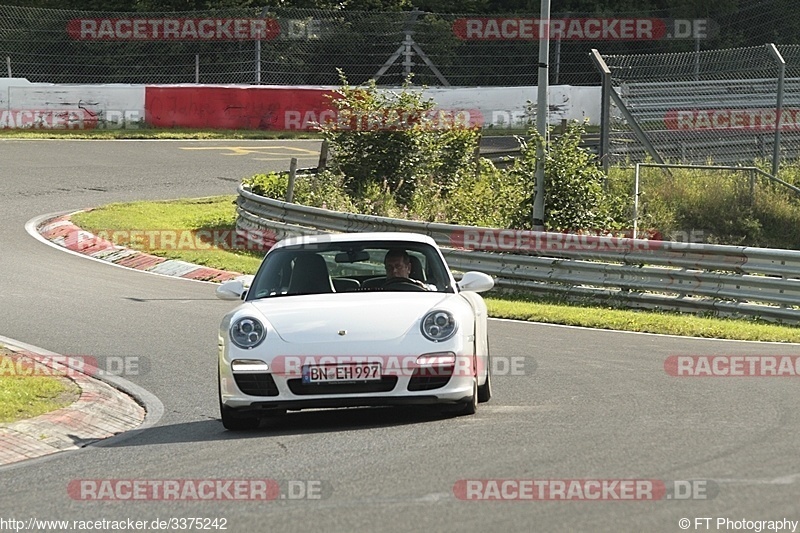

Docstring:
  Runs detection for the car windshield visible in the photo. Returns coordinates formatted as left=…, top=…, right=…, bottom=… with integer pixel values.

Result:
left=246, top=240, right=454, bottom=299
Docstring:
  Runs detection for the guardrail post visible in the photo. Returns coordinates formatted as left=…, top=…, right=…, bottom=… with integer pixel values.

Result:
left=317, top=140, right=329, bottom=171
left=286, top=158, right=298, bottom=203
left=767, top=44, right=786, bottom=178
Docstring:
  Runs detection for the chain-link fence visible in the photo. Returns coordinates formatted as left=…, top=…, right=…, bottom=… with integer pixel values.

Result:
left=0, top=4, right=786, bottom=86
left=597, top=44, right=800, bottom=169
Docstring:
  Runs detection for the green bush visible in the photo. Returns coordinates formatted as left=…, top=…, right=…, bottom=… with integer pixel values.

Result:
left=243, top=170, right=356, bottom=213
left=318, top=72, right=481, bottom=207
left=606, top=163, right=800, bottom=248
left=444, top=159, right=529, bottom=227
left=243, top=171, right=287, bottom=199
left=509, top=121, right=626, bottom=231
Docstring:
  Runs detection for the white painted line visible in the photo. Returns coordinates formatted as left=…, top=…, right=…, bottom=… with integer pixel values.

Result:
left=0, top=335, right=164, bottom=471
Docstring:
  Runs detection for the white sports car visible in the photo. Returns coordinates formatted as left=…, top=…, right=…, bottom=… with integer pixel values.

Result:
left=215, top=232, right=494, bottom=430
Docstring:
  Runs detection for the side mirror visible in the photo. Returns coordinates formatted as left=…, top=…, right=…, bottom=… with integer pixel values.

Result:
left=456, top=271, right=494, bottom=293
left=216, top=275, right=254, bottom=301
left=216, top=280, right=245, bottom=300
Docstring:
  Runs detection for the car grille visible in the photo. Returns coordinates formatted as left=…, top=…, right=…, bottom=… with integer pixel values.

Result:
left=407, top=367, right=453, bottom=391
left=234, top=373, right=279, bottom=396
left=287, top=376, right=398, bottom=395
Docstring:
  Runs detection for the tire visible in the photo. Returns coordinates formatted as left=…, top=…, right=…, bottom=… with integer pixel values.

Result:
left=220, top=404, right=261, bottom=431
left=453, top=378, right=478, bottom=416
left=477, top=355, right=492, bottom=403
left=218, top=370, right=260, bottom=431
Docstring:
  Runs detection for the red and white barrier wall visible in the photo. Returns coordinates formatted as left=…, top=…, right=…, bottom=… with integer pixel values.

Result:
left=0, top=78, right=601, bottom=130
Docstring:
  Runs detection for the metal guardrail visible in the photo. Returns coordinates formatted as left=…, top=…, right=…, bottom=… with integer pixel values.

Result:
left=479, top=134, right=601, bottom=168
left=235, top=183, right=800, bottom=324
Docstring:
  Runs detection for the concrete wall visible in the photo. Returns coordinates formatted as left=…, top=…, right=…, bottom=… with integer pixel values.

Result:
left=1, top=80, right=601, bottom=130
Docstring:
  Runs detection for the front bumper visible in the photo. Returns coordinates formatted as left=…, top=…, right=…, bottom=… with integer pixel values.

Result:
left=219, top=356, right=477, bottom=413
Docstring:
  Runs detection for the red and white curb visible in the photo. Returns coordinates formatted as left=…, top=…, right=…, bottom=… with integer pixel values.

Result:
left=36, top=213, right=242, bottom=283
left=0, top=338, right=147, bottom=467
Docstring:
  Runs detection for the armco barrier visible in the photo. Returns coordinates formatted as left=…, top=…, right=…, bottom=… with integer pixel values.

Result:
left=235, top=182, right=800, bottom=324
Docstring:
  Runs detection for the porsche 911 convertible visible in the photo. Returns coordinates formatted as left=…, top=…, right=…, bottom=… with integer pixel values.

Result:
left=215, top=232, right=494, bottom=430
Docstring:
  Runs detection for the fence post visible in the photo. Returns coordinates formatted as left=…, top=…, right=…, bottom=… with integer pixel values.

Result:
left=286, top=157, right=298, bottom=203
left=633, top=163, right=641, bottom=239
left=553, top=34, right=561, bottom=85
left=5, top=56, right=10, bottom=78
left=767, top=43, right=785, bottom=178
left=590, top=49, right=611, bottom=173
left=195, top=55, right=200, bottom=84
left=532, top=1, right=551, bottom=232
left=255, top=40, right=261, bottom=84
left=255, top=7, right=269, bottom=84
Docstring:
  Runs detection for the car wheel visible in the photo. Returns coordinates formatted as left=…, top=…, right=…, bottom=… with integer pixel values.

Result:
left=453, top=378, right=478, bottom=416
left=477, top=355, right=492, bottom=403
left=220, top=404, right=261, bottom=431
left=218, top=371, right=260, bottom=431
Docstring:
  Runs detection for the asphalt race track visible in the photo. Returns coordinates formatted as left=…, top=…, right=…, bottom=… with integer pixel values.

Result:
left=1, top=139, right=800, bottom=533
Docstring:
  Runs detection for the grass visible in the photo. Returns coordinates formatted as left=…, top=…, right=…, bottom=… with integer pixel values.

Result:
left=0, top=352, right=81, bottom=424
left=486, top=296, right=800, bottom=343
left=0, top=128, right=322, bottom=140
left=69, top=196, right=800, bottom=343
left=71, top=196, right=264, bottom=275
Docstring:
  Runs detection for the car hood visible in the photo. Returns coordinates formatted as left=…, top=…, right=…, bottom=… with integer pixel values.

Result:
left=246, top=292, right=453, bottom=343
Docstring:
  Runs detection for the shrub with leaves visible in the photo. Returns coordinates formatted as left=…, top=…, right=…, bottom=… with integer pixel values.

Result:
left=443, top=159, right=529, bottom=227
left=509, top=120, right=626, bottom=232
left=243, top=170, right=356, bottom=213
left=317, top=71, right=481, bottom=206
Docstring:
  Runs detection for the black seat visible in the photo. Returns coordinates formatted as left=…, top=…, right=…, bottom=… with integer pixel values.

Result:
left=332, top=277, right=360, bottom=292
left=409, top=255, right=425, bottom=282
left=287, top=254, right=334, bottom=295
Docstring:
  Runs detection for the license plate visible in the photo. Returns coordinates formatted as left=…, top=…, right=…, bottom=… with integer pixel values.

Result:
left=302, top=363, right=382, bottom=384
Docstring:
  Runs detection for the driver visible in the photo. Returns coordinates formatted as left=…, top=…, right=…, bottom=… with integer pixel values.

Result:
left=383, top=249, right=428, bottom=290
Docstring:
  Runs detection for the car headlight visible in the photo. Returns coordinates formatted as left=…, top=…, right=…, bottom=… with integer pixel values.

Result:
left=230, top=317, right=266, bottom=349
left=421, top=310, right=457, bottom=342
